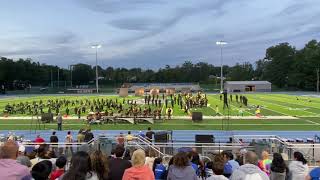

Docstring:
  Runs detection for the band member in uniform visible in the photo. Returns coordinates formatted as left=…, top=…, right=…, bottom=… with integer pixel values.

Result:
left=166, top=107, right=173, bottom=120
left=255, top=105, right=261, bottom=117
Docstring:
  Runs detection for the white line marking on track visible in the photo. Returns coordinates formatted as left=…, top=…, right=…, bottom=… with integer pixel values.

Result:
left=304, top=119, right=320, bottom=125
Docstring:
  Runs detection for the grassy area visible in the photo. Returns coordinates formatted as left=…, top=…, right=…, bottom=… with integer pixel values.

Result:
left=1, top=93, right=320, bottom=130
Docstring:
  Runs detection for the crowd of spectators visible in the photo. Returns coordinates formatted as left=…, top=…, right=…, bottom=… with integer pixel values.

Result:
left=1, top=130, right=320, bottom=180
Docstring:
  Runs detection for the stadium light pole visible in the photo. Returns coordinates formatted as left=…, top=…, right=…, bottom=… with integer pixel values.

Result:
left=91, top=44, right=101, bottom=93
left=70, top=65, right=74, bottom=88
left=216, top=41, right=228, bottom=92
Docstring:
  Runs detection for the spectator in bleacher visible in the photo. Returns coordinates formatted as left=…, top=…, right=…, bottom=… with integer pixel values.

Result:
left=230, top=151, right=269, bottom=180
left=31, top=160, right=52, bottom=180
left=306, top=165, right=320, bottom=180
left=153, top=157, right=166, bottom=180
left=207, top=154, right=228, bottom=180
left=84, top=128, right=94, bottom=142
left=16, top=144, right=32, bottom=167
left=146, top=127, right=155, bottom=142
left=122, top=149, right=155, bottom=180
left=116, top=133, right=125, bottom=146
left=35, top=134, right=45, bottom=144
left=235, top=150, right=245, bottom=166
left=222, top=151, right=239, bottom=177
left=77, top=129, right=85, bottom=143
left=187, top=152, right=199, bottom=175
left=108, top=145, right=132, bottom=180
left=270, top=153, right=288, bottom=180
left=191, top=148, right=205, bottom=177
left=288, top=151, right=308, bottom=180
left=145, top=148, right=157, bottom=169
left=205, top=161, right=214, bottom=178
left=167, top=152, right=198, bottom=180
left=0, top=140, right=32, bottom=180
left=31, top=145, right=50, bottom=167
left=90, top=150, right=109, bottom=180
left=258, top=150, right=272, bottom=176
left=50, top=156, right=67, bottom=180
left=62, top=151, right=98, bottom=180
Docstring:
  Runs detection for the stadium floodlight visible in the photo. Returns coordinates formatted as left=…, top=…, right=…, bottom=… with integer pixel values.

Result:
left=216, top=41, right=228, bottom=92
left=91, top=44, right=102, bottom=93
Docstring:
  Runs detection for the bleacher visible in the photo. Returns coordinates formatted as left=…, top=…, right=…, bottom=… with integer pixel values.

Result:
left=2, top=130, right=320, bottom=180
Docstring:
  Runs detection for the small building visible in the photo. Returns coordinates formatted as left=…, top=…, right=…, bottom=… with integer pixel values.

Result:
left=123, top=83, right=201, bottom=94
left=119, top=88, right=129, bottom=97
left=224, top=81, right=271, bottom=92
left=165, top=88, right=175, bottom=95
left=150, top=88, right=160, bottom=96
left=134, top=88, right=145, bottom=96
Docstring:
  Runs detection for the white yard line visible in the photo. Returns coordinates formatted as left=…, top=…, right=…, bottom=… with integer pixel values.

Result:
left=255, top=96, right=319, bottom=116
left=210, top=96, right=254, bottom=116
left=249, top=98, right=292, bottom=116
left=304, top=119, right=320, bottom=125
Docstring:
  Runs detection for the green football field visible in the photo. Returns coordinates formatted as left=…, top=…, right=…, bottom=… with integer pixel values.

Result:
left=0, top=93, right=320, bottom=131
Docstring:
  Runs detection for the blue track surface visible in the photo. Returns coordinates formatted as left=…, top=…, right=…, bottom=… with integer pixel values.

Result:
left=1, top=130, right=319, bottom=143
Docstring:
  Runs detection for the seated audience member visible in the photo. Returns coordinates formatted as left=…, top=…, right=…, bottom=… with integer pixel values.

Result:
left=270, top=153, right=288, bottom=180
left=77, top=129, right=85, bottom=143
left=90, top=150, right=109, bottom=180
left=108, top=145, right=132, bottom=180
left=35, top=135, right=45, bottom=144
left=116, top=133, right=125, bottom=146
left=84, top=129, right=94, bottom=142
left=207, top=154, right=228, bottom=180
left=306, top=165, right=320, bottom=180
left=145, top=148, right=157, bottom=169
left=17, top=144, right=32, bottom=167
left=230, top=151, right=269, bottom=180
left=122, top=149, right=155, bottom=180
left=153, top=157, right=166, bottom=180
left=31, top=145, right=50, bottom=167
left=62, top=151, right=98, bottom=180
left=288, top=151, right=308, bottom=180
left=222, top=151, right=239, bottom=177
left=205, top=161, right=214, bottom=178
left=167, top=152, right=198, bottom=180
left=50, top=156, right=67, bottom=180
left=187, top=152, right=199, bottom=175
left=258, top=150, right=272, bottom=176
left=31, top=160, right=53, bottom=180
left=191, top=148, right=204, bottom=176
left=0, top=141, right=32, bottom=180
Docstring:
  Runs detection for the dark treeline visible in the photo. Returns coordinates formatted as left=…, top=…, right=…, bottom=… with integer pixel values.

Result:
left=0, top=39, right=319, bottom=91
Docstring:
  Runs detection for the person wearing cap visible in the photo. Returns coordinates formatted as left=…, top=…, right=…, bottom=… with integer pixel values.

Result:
left=35, top=135, right=45, bottom=144
left=16, top=144, right=32, bottom=168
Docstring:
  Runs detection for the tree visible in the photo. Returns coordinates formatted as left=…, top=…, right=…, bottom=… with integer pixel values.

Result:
left=72, top=64, right=94, bottom=85
left=228, top=62, right=254, bottom=81
left=264, top=43, right=296, bottom=88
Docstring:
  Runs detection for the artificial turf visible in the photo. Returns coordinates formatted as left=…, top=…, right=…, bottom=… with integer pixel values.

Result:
left=0, top=93, right=320, bottom=130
